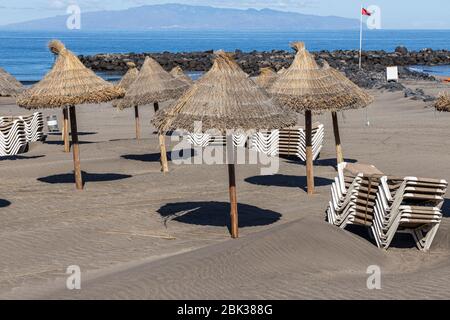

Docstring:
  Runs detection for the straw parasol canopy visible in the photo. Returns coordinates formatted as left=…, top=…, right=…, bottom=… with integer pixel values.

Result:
left=118, top=62, right=139, bottom=90
left=16, top=40, right=125, bottom=191
left=153, top=50, right=297, bottom=134
left=17, top=40, right=125, bottom=109
left=435, top=93, right=450, bottom=112
left=170, top=66, right=194, bottom=85
left=0, top=67, right=24, bottom=97
left=269, top=42, right=358, bottom=114
left=321, top=60, right=374, bottom=110
left=277, top=67, right=287, bottom=75
left=113, top=56, right=189, bottom=110
left=154, top=50, right=297, bottom=239
left=253, top=67, right=277, bottom=90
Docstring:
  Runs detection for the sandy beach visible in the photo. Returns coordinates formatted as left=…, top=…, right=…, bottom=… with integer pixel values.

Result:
left=0, top=79, right=449, bottom=299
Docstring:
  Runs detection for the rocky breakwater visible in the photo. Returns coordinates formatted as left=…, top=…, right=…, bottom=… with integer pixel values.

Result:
left=79, top=46, right=449, bottom=101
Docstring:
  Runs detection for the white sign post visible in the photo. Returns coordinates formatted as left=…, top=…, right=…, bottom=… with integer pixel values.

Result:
left=386, top=66, right=399, bottom=82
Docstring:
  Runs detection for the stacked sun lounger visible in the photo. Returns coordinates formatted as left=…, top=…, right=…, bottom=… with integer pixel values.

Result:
left=0, top=119, right=28, bottom=156
left=278, top=123, right=324, bottom=161
left=248, top=123, right=324, bottom=159
left=186, top=133, right=248, bottom=147
left=327, top=162, right=384, bottom=229
left=19, top=113, right=45, bottom=142
left=250, top=130, right=279, bottom=157
left=327, top=162, right=448, bottom=251
left=0, top=112, right=44, bottom=143
left=371, top=176, right=448, bottom=251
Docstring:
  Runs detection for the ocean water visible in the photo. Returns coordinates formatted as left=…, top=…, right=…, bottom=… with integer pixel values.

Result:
left=409, top=65, right=450, bottom=78
left=0, top=30, right=450, bottom=82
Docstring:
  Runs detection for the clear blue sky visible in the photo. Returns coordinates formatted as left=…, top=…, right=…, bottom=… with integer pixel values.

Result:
left=0, top=0, right=449, bottom=29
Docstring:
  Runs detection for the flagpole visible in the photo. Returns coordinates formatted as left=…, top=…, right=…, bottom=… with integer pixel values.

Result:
left=359, top=4, right=363, bottom=69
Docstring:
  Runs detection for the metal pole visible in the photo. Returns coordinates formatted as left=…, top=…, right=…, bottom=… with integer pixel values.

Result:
left=359, top=4, right=363, bottom=70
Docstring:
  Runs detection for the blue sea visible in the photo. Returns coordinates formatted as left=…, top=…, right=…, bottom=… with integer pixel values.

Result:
left=1, top=30, right=450, bottom=83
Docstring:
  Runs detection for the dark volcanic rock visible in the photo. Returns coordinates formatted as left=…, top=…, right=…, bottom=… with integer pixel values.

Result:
left=404, top=88, right=436, bottom=102
left=395, top=46, right=408, bottom=55
left=79, top=47, right=448, bottom=102
left=379, top=82, right=406, bottom=92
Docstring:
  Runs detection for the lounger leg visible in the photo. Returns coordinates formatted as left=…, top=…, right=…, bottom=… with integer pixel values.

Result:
left=134, top=105, right=141, bottom=140
left=159, top=134, right=169, bottom=173
left=63, top=107, right=70, bottom=153
left=332, top=111, right=344, bottom=165
left=153, top=102, right=159, bottom=113
left=305, top=110, right=315, bottom=195
left=68, top=106, right=83, bottom=190
left=423, top=223, right=440, bottom=251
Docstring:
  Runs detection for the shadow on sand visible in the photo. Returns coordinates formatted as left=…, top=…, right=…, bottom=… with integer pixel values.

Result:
left=122, top=149, right=196, bottom=163
left=43, top=140, right=95, bottom=146
left=343, top=220, right=434, bottom=250
left=0, top=199, right=11, bottom=208
left=38, top=171, right=132, bottom=187
left=48, top=132, right=98, bottom=137
left=245, top=174, right=333, bottom=192
left=442, top=199, right=450, bottom=218
left=0, top=155, right=45, bottom=161
left=158, top=201, right=282, bottom=232
left=283, top=156, right=357, bottom=168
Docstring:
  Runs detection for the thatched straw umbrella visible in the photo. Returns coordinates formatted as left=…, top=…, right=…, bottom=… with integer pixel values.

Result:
left=320, top=61, right=374, bottom=164
left=17, top=40, right=125, bottom=190
left=116, top=62, right=140, bottom=139
left=269, top=42, right=357, bottom=195
left=277, top=67, right=287, bottom=75
left=253, top=67, right=277, bottom=90
left=170, top=66, right=194, bottom=86
left=0, top=67, right=24, bottom=97
left=113, top=57, right=189, bottom=170
left=118, top=62, right=139, bottom=90
left=435, top=93, right=450, bottom=112
left=153, top=51, right=297, bottom=238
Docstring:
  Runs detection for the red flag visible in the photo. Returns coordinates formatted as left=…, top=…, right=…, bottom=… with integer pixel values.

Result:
left=362, top=8, right=372, bottom=16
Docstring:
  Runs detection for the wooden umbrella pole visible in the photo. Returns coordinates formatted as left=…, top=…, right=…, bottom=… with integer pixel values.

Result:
left=159, top=133, right=169, bottom=173
left=63, top=107, right=70, bottom=153
left=305, top=110, right=315, bottom=195
left=332, top=111, right=344, bottom=165
left=69, top=106, right=83, bottom=190
left=61, top=109, right=65, bottom=140
left=153, top=102, right=159, bottom=113
left=228, top=163, right=239, bottom=239
left=134, top=105, right=141, bottom=140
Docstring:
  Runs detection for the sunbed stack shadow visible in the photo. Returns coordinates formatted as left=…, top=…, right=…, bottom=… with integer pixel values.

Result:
left=327, top=162, right=384, bottom=229
left=371, top=176, right=448, bottom=251
left=0, top=119, right=28, bottom=156
left=278, top=122, right=324, bottom=161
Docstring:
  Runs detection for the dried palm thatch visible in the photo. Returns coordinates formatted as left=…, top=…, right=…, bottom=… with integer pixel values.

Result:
left=253, top=67, right=277, bottom=90
left=277, top=67, right=287, bottom=75
left=118, top=62, right=139, bottom=90
left=170, top=66, right=194, bottom=85
left=153, top=50, right=297, bottom=134
left=0, top=67, right=24, bottom=97
left=114, top=56, right=189, bottom=109
left=435, top=93, right=450, bottom=112
left=17, top=40, right=125, bottom=109
left=269, top=42, right=358, bottom=114
left=321, top=60, right=374, bottom=110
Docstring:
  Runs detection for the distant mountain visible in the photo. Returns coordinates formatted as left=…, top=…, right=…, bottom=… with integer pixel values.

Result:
left=2, top=3, right=360, bottom=31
